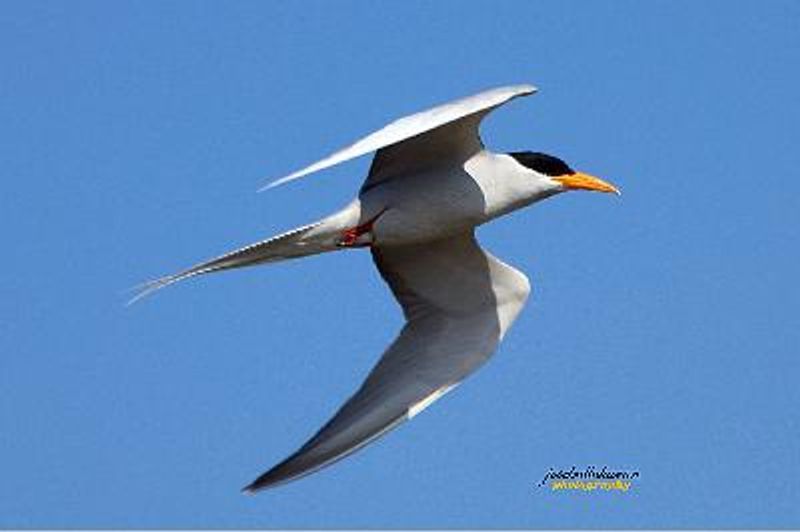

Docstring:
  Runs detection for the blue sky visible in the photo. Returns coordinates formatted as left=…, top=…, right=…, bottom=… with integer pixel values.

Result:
left=1, top=0, right=798, bottom=527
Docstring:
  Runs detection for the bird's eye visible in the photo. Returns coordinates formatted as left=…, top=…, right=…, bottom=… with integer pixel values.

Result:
left=509, top=151, right=574, bottom=177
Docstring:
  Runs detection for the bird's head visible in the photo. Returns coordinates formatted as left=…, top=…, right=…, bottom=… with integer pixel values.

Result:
left=508, top=151, right=620, bottom=199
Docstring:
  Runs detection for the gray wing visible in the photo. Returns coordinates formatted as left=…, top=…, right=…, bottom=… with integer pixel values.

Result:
left=261, top=84, right=536, bottom=190
left=243, top=233, right=530, bottom=492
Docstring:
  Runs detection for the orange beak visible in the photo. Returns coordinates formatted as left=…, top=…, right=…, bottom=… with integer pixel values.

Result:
left=553, top=172, right=620, bottom=195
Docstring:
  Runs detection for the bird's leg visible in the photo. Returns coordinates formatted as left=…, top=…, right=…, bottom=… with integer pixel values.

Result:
left=337, top=209, right=387, bottom=248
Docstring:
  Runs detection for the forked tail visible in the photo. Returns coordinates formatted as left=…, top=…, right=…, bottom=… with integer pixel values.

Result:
left=128, top=215, right=349, bottom=305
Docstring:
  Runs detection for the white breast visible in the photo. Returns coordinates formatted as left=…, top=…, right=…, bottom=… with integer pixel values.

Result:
left=360, top=151, right=541, bottom=246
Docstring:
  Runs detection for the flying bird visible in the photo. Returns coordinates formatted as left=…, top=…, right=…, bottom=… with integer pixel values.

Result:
left=133, top=84, right=619, bottom=492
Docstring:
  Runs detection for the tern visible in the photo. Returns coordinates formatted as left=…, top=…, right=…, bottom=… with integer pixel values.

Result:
left=133, top=84, right=619, bottom=492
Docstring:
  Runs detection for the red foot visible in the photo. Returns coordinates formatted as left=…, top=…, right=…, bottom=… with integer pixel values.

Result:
left=337, top=209, right=387, bottom=248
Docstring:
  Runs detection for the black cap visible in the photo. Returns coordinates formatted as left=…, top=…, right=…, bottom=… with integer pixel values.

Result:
left=508, top=151, right=574, bottom=177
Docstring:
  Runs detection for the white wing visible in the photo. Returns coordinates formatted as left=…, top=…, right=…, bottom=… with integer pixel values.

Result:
left=261, top=84, right=537, bottom=190
left=243, top=233, right=530, bottom=492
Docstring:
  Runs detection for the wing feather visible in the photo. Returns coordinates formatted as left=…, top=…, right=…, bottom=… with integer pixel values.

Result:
left=243, top=233, right=530, bottom=491
left=260, top=84, right=536, bottom=190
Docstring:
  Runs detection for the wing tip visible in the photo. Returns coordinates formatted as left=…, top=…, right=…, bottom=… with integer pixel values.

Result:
left=509, top=83, right=538, bottom=97
left=258, top=168, right=311, bottom=192
left=240, top=464, right=298, bottom=494
left=257, top=177, right=287, bottom=193
left=240, top=481, right=265, bottom=495
left=240, top=478, right=273, bottom=496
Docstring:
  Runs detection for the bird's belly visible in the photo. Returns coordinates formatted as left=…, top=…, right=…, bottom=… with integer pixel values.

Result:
left=361, top=167, right=488, bottom=246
